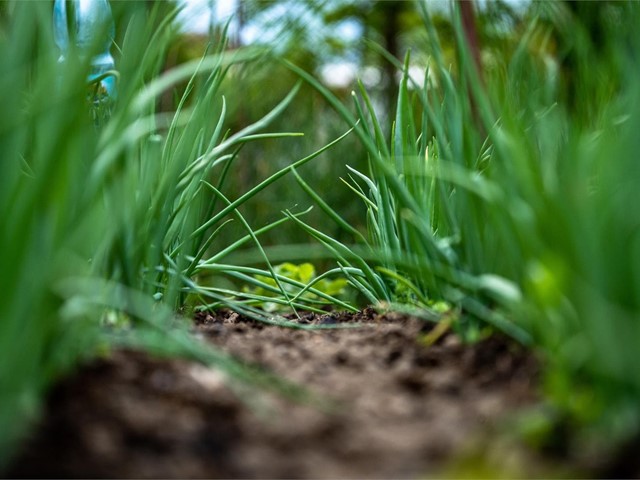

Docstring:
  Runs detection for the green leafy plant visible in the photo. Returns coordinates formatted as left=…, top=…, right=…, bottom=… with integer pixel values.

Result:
left=242, top=262, right=349, bottom=312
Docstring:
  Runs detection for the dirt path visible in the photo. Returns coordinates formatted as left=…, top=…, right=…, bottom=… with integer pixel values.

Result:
left=7, top=308, right=539, bottom=478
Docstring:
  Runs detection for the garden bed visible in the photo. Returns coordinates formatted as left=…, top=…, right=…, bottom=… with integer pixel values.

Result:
left=7, top=309, right=543, bottom=478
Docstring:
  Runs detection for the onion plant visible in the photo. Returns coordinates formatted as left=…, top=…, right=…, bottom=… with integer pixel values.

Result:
left=0, top=1, right=351, bottom=468
left=285, top=0, right=640, bottom=456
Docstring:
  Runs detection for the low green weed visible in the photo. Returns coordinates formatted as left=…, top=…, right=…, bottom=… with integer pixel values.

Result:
left=241, top=262, right=349, bottom=313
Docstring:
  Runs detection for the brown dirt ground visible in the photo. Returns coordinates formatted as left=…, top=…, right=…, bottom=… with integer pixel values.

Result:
left=6, top=308, right=542, bottom=478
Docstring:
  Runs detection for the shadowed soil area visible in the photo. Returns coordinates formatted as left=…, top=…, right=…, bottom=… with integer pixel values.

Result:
left=7, top=308, right=540, bottom=478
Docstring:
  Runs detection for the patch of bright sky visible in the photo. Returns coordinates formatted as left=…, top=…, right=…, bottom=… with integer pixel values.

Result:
left=179, top=0, right=362, bottom=44
left=239, top=1, right=363, bottom=53
left=178, top=0, right=529, bottom=88
left=177, top=0, right=238, bottom=35
left=240, top=1, right=323, bottom=46
left=178, top=0, right=529, bottom=39
left=178, top=0, right=363, bottom=87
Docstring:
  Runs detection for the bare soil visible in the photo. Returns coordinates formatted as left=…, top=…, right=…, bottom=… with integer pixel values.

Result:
left=6, top=308, right=541, bottom=478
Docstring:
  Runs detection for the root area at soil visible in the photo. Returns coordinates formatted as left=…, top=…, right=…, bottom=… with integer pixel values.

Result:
left=7, top=308, right=539, bottom=478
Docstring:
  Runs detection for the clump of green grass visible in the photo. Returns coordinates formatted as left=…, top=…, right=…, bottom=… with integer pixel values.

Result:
left=0, top=0, right=352, bottom=468
left=285, top=0, right=640, bottom=462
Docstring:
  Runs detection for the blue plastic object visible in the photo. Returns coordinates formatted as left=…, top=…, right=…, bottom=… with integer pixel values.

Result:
left=53, top=0, right=117, bottom=101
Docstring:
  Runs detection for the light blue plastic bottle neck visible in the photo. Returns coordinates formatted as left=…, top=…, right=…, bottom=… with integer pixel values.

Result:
left=53, top=0, right=116, bottom=98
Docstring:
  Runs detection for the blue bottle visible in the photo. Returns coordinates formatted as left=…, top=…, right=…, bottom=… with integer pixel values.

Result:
left=53, top=0, right=117, bottom=102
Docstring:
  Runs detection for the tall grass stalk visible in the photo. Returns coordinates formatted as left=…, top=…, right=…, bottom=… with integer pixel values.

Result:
left=286, top=0, right=640, bottom=452
left=0, top=1, right=351, bottom=467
